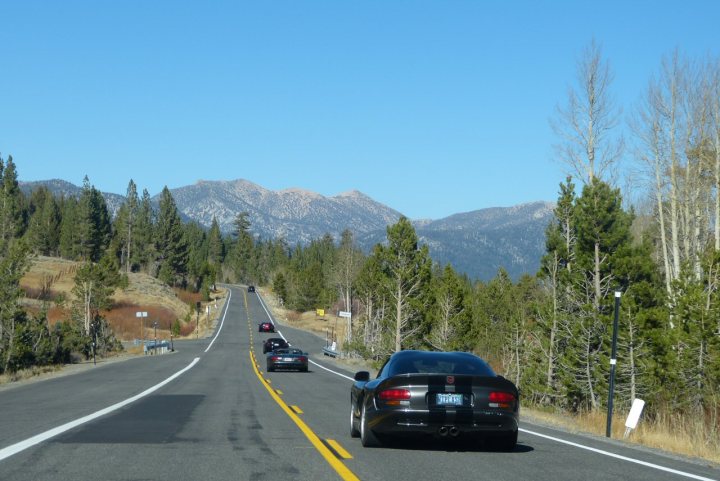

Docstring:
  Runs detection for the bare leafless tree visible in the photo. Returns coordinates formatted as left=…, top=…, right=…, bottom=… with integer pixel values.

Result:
left=552, top=39, right=624, bottom=185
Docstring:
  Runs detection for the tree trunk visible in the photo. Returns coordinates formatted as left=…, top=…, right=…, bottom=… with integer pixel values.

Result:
left=395, top=280, right=402, bottom=352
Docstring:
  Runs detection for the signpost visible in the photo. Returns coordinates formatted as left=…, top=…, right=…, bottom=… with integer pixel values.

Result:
left=136, top=311, right=148, bottom=344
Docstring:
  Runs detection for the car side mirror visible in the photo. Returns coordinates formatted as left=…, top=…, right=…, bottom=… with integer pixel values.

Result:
left=354, top=371, right=370, bottom=382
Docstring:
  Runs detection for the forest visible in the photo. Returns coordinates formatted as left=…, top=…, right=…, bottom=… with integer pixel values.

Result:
left=1, top=45, right=719, bottom=448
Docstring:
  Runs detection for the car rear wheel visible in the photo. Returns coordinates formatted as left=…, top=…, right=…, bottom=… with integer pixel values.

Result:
left=350, top=401, right=360, bottom=438
left=360, top=402, right=381, bottom=447
left=267, top=364, right=274, bottom=372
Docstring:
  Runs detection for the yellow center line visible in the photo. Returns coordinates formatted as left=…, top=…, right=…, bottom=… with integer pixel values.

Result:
left=249, top=351, right=360, bottom=481
left=326, top=439, right=353, bottom=460
left=291, top=405, right=304, bottom=414
left=276, top=389, right=283, bottom=395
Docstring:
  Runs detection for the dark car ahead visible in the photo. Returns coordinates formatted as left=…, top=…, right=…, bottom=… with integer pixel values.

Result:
left=258, top=322, right=275, bottom=333
left=262, top=337, right=289, bottom=354
left=350, top=350, right=519, bottom=450
left=247, top=285, right=255, bottom=293
left=266, top=347, right=309, bottom=372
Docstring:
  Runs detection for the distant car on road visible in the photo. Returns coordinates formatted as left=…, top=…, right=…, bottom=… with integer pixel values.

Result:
left=350, top=350, right=519, bottom=450
left=262, top=337, right=289, bottom=354
left=266, top=347, right=309, bottom=372
left=258, top=322, right=275, bottom=333
left=247, top=285, right=255, bottom=293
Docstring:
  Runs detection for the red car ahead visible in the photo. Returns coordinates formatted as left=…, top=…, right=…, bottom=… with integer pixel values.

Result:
left=258, top=322, right=275, bottom=333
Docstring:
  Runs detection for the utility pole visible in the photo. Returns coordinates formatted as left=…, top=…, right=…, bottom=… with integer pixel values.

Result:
left=606, top=290, right=621, bottom=438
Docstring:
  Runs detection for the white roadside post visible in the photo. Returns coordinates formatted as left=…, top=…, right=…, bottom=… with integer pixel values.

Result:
left=624, top=398, right=646, bottom=438
left=136, top=311, right=148, bottom=353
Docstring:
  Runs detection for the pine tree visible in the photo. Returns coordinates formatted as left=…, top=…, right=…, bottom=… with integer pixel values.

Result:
left=76, top=177, right=111, bottom=262
left=25, top=187, right=61, bottom=256
left=0, top=155, right=26, bottom=253
left=0, top=241, right=31, bottom=373
left=376, top=217, right=432, bottom=352
left=207, top=217, right=224, bottom=267
left=155, top=186, right=188, bottom=286
left=59, top=196, right=80, bottom=259
left=134, top=189, right=155, bottom=272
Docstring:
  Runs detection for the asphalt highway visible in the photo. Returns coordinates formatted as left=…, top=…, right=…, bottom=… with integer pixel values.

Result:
left=0, top=285, right=718, bottom=481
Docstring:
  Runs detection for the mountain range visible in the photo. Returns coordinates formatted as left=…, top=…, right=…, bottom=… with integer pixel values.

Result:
left=20, top=178, right=554, bottom=281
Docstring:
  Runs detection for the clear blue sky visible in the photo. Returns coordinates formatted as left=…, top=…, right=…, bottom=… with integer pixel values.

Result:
left=1, top=1, right=718, bottom=220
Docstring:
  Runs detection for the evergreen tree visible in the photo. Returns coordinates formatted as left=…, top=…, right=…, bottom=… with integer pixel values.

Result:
left=0, top=241, right=31, bottom=373
left=134, top=189, right=155, bottom=272
left=154, top=186, right=188, bottom=286
left=25, top=187, right=61, bottom=256
left=207, top=217, right=224, bottom=267
left=76, top=177, right=111, bottom=262
left=0, top=155, right=26, bottom=253
left=376, top=217, right=432, bottom=352
left=59, top=196, right=80, bottom=259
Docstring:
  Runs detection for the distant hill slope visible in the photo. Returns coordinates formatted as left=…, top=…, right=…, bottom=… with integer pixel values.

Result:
left=19, top=178, right=553, bottom=281
left=357, top=202, right=554, bottom=281
left=168, top=179, right=404, bottom=243
left=20, top=179, right=126, bottom=216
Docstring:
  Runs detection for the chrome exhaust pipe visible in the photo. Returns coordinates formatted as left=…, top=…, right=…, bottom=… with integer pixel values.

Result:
left=449, top=426, right=459, bottom=437
left=438, top=426, right=449, bottom=437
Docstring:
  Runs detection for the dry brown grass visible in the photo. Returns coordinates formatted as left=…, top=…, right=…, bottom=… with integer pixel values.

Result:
left=258, top=287, right=720, bottom=465
left=523, top=406, right=720, bottom=464
left=19, top=256, right=229, bottom=342
left=261, top=291, right=349, bottom=348
left=0, top=365, right=64, bottom=385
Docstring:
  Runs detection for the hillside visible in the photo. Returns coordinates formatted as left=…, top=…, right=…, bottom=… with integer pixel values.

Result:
left=19, top=256, right=218, bottom=341
left=20, top=177, right=554, bottom=281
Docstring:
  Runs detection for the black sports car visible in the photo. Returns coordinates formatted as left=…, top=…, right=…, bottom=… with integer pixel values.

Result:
left=262, top=337, right=289, bottom=354
left=258, top=322, right=275, bottom=333
left=350, top=350, right=519, bottom=450
left=266, top=347, right=309, bottom=372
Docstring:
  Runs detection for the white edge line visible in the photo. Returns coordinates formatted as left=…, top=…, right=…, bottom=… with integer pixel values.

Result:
left=259, top=288, right=716, bottom=481
left=0, top=357, right=201, bottom=462
left=305, top=353, right=716, bottom=480
left=255, top=291, right=275, bottom=324
left=204, top=289, right=232, bottom=353
left=309, top=359, right=354, bottom=381
left=519, top=428, right=718, bottom=481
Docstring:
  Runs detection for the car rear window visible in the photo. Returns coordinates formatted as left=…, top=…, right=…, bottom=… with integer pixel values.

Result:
left=390, top=354, right=496, bottom=377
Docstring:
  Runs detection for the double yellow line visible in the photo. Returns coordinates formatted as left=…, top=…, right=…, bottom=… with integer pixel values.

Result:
left=243, top=288, right=360, bottom=481
left=249, top=351, right=359, bottom=481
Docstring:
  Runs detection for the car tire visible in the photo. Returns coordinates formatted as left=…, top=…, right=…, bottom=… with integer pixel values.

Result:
left=494, top=430, right=518, bottom=451
left=267, top=365, right=274, bottom=372
left=360, top=402, right=381, bottom=447
left=350, top=401, right=360, bottom=438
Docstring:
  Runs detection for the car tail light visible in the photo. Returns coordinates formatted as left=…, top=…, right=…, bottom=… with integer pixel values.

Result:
left=378, top=389, right=411, bottom=400
left=299, top=356, right=307, bottom=362
left=271, top=356, right=281, bottom=361
left=489, top=392, right=516, bottom=403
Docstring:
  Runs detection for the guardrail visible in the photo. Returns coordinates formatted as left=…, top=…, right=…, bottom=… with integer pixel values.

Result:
left=144, top=340, right=172, bottom=355
left=322, top=347, right=339, bottom=358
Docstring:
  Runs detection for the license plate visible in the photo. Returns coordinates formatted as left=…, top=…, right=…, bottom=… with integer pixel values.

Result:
left=436, top=393, right=463, bottom=406
left=283, top=357, right=295, bottom=362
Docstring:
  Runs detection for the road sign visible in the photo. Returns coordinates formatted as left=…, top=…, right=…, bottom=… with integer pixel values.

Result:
left=136, top=311, right=147, bottom=318
left=339, top=311, right=351, bottom=318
